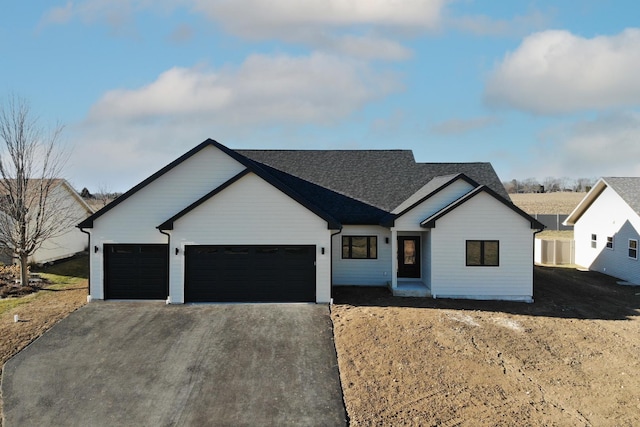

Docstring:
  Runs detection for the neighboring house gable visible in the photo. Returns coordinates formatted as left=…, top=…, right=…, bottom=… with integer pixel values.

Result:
left=565, top=177, right=640, bottom=284
left=30, top=180, right=94, bottom=264
left=0, top=179, right=93, bottom=265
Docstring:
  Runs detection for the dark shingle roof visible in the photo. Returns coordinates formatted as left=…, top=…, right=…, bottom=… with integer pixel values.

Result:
left=238, top=150, right=509, bottom=212
left=604, top=177, right=640, bottom=215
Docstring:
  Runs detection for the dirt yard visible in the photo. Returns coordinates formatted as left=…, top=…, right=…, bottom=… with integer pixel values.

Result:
left=510, top=192, right=586, bottom=214
left=331, top=267, right=640, bottom=426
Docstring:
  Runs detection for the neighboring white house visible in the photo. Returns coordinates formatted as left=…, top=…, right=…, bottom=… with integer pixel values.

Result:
left=0, top=179, right=93, bottom=265
left=78, top=139, right=543, bottom=304
left=564, top=177, right=640, bottom=285
left=30, top=180, right=94, bottom=264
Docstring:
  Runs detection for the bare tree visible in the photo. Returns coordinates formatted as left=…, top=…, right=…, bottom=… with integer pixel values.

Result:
left=0, top=95, right=74, bottom=286
left=95, top=182, right=117, bottom=208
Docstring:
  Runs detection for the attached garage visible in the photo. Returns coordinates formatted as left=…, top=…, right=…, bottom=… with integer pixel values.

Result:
left=104, top=244, right=168, bottom=300
left=184, top=245, right=316, bottom=302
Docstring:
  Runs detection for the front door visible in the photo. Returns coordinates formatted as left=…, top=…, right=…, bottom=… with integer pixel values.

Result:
left=398, top=236, right=421, bottom=278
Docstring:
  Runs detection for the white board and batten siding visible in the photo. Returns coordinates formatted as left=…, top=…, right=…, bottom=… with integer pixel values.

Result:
left=169, top=172, right=333, bottom=303
left=574, top=186, right=640, bottom=284
left=86, top=145, right=246, bottom=299
left=332, top=225, right=392, bottom=286
left=393, top=179, right=475, bottom=231
left=430, top=192, right=534, bottom=301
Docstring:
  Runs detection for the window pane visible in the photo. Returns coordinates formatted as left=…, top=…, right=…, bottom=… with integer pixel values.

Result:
left=225, top=247, right=249, bottom=255
left=484, top=241, right=499, bottom=266
left=630, top=240, right=637, bottom=249
left=369, top=237, right=377, bottom=259
left=351, top=237, right=368, bottom=259
left=466, top=241, right=481, bottom=266
left=284, top=247, right=308, bottom=255
left=342, top=237, right=350, bottom=258
left=404, top=240, right=415, bottom=264
left=256, top=247, right=278, bottom=255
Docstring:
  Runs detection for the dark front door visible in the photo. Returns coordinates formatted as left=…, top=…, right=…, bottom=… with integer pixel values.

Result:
left=398, top=236, right=420, bottom=278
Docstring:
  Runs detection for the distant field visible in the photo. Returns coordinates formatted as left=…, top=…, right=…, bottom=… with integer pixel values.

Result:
left=510, top=192, right=586, bottom=214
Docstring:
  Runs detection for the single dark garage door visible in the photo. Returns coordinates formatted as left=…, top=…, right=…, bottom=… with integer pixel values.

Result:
left=104, top=244, right=168, bottom=299
left=185, top=245, right=316, bottom=302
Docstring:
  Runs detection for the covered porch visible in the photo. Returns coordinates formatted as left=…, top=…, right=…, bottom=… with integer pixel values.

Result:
left=388, top=229, right=432, bottom=298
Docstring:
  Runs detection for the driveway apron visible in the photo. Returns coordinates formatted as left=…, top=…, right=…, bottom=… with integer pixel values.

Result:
left=2, top=302, right=347, bottom=426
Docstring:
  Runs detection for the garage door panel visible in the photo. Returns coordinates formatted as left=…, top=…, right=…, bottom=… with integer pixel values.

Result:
left=185, top=245, right=315, bottom=302
left=104, top=244, right=168, bottom=300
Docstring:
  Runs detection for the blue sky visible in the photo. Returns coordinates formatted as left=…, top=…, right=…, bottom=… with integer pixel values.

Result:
left=2, top=1, right=639, bottom=192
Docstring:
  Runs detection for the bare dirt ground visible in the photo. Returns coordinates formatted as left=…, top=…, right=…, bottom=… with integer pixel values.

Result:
left=0, top=280, right=87, bottom=427
left=331, top=266, right=640, bottom=426
left=510, top=192, right=586, bottom=215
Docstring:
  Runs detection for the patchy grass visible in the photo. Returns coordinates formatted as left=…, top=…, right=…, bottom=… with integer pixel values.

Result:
left=0, top=293, right=40, bottom=316
left=34, top=254, right=88, bottom=279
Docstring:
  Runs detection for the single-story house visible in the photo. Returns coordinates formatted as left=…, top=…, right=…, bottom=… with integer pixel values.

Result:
left=78, top=139, right=543, bottom=303
left=1, top=179, right=93, bottom=265
left=564, top=177, right=640, bottom=285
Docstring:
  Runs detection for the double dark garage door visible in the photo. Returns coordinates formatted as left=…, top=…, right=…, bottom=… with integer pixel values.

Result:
left=104, top=244, right=316, bottom=302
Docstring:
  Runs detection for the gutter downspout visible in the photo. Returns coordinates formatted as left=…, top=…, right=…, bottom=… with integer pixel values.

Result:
left=79, top=228, right=91, bottom=299
left=158, top=229, right=171, bottom=304
left=532, top=226, right=545, bottom=302
left=329, top=227, right=343, bottom=304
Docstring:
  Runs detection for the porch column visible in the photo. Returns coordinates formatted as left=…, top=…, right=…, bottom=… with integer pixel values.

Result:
left=391, top=228, right=398, bottom=289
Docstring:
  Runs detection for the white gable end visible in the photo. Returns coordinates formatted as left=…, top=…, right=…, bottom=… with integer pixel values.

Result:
left=574, top=185, right=640, bottom=283
left=167, top=172, right=332, bottom=303
left=393, top=179, right=475, bottom=230
left=430, top=192, right=534, bottom=300
left=90, top=144, right=245, bottom=243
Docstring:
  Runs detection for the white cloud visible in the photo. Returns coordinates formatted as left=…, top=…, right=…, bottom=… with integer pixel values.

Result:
left=192, top=0, right=446, bottom=37
left=558, top=112, right=640, bottom=176
left=71, top=52, right=401, bottom=190
left=40, top=0, right=446, bottom=59
left=485, top=29, right=640, bottom=114
left=507, top=112, right=640, bottom=180
left=450, top=10, right=551, bottom=37
left=89, top=53, right=399, bottom=125
left=323, top=34, right=412, bottom=61
left=431, top=116, right=501, bottom=135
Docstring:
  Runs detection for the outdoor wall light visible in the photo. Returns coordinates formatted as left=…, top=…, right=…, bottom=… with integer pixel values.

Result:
left=175, top=248, right=180, bottom=255
left=385, top=237, right=389, bottom=244
left=94, top=246, right=99, bottom=253
left=321, top=247, right=325, bottom=255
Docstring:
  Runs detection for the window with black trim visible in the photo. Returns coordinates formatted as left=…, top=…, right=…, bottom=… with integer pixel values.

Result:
left=606, top=236, right=614, bottom=249
left=466, top=240, right=499, bottom=266
left=342, top=236, right=377, bottom=259
left=591, top=234, right=597, bottom=249
left=629, top=239, right=637, bottom=259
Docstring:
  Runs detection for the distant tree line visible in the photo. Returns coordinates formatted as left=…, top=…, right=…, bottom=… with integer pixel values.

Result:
left=503, top=177, right=596, bottom=194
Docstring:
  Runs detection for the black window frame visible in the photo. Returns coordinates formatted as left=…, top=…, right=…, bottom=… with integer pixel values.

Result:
left=342, top=236, right=378, bottom=259
left=466, top=240, right=500, bottom=267
left=629, top=239, right=638, bottom=260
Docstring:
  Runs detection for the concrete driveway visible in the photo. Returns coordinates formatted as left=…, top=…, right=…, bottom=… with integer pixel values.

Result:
left=2, top=302, right=347, bottom=426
